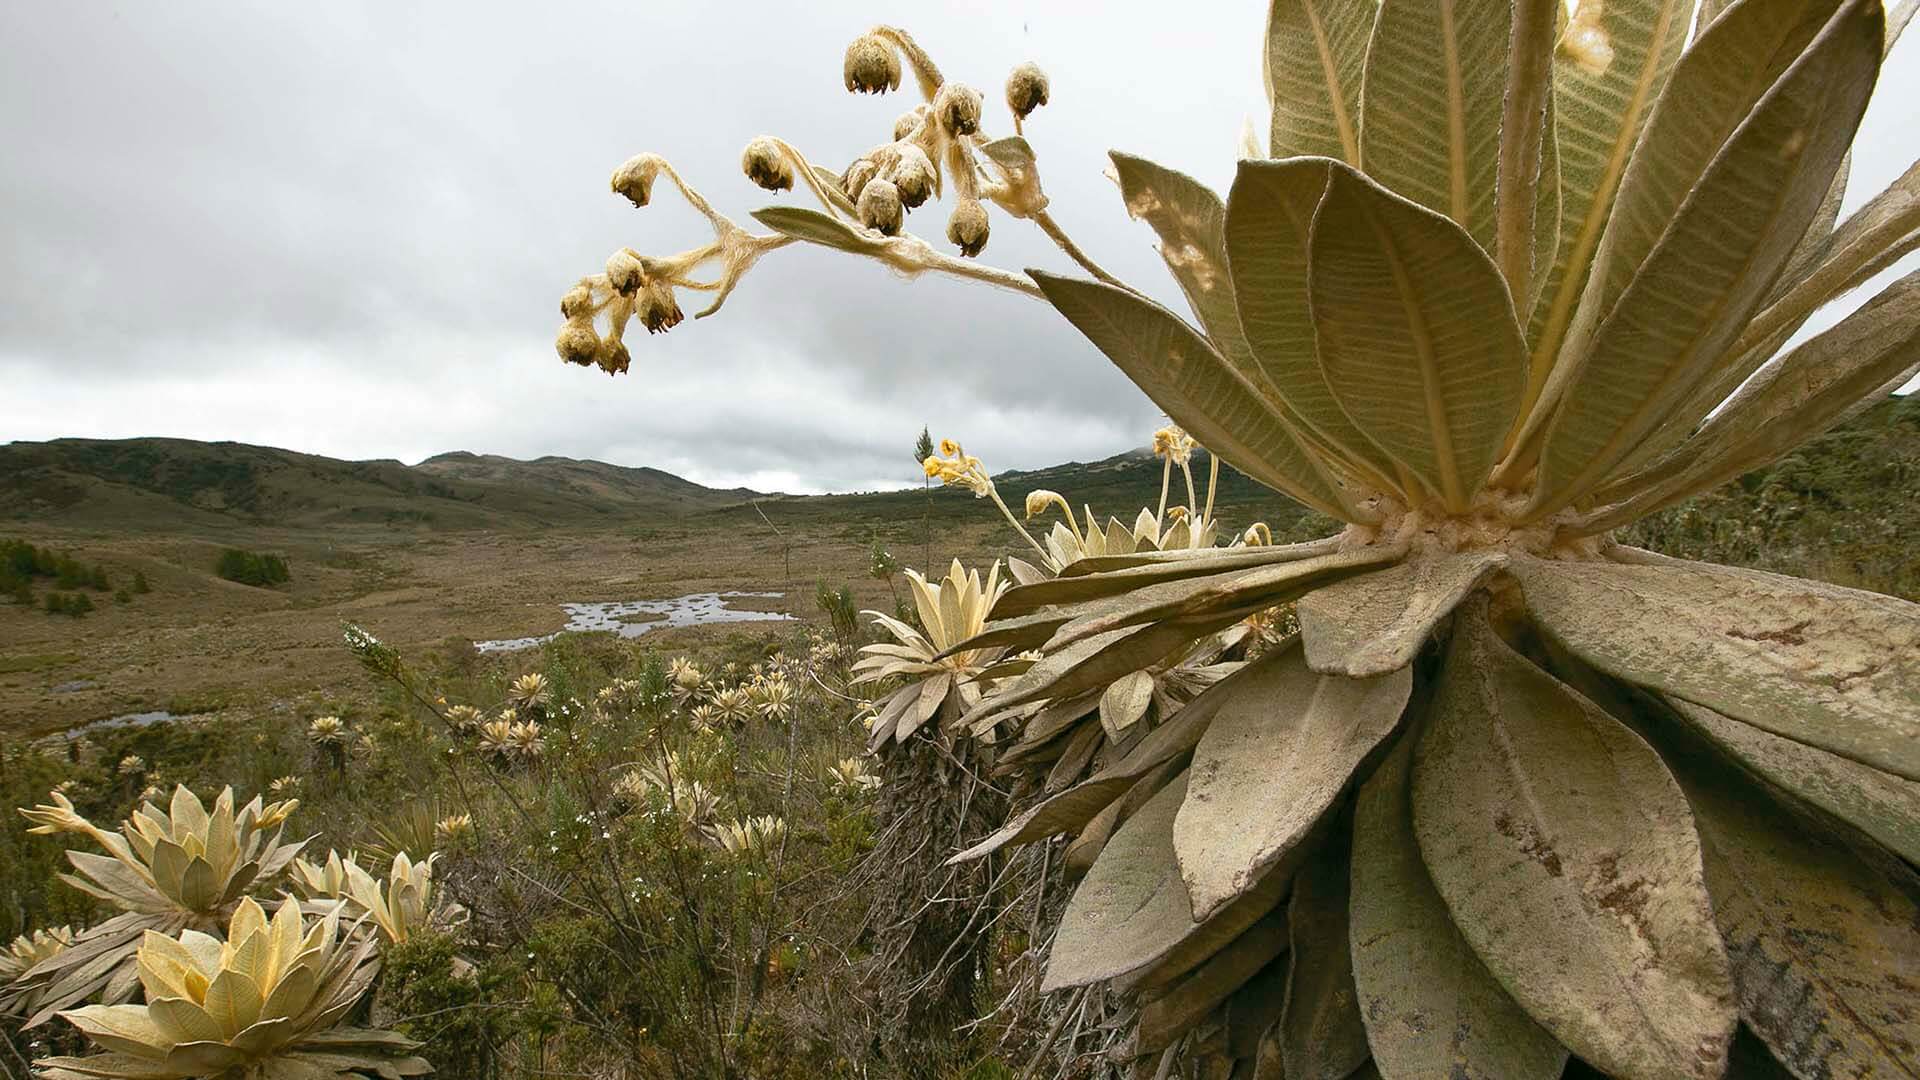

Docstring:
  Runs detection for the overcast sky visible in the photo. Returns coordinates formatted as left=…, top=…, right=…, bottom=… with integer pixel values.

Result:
left=2, top=3, right=1915, bottom=493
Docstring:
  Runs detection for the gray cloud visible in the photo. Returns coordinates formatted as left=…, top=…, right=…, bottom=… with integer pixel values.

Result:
left=2, top=2, right=1914, bottom=492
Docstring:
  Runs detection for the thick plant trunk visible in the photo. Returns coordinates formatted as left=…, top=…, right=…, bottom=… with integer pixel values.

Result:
left=859, top=731, right=1007, bottom=1077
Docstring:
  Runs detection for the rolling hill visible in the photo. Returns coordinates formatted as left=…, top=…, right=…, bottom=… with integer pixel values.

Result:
left=0, top=439, right=753, bottom=530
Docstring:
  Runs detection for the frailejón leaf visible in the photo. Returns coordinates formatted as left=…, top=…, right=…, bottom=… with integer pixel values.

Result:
left=1298, top=550, right=1505, bottom=677
left=1524, top=0, right=1691, bottom=396
left=1264, top=0, right=1373, bottom=162
left=1227, top=157, right=1406, bottom=491
left=1351, top=738, right=1567, bottom=1080
left=1110, top=153, right=1257, bottom=378
left=1360, top=0, right=1512, bottom=249
left=1280, top=834, right=1371, bottom=1080
left=1308, top=165, right=1527, bottom=511
left=1030, top=270, right=1350, bottom=519
left=1138, top=908, right=1290, bottom=1053
left=1412, top=602, right=1735, bottom=1080
left=1531, top=0, right=1882, bottom=513
left=750, top=206, right=887, bottom=255
left=1647, top=717, right=1920, bottom=1080
left=1513, top=554, right=1920, bottom=781
left=1175, top=646, right=1409, bottom=920
left=1667, top=695, right=1920, bottom=866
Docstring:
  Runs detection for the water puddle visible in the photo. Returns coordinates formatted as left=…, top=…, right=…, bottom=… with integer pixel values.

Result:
left=475, top=591, right=793, bottom=653
left=56, top=710, right=178, bottom=743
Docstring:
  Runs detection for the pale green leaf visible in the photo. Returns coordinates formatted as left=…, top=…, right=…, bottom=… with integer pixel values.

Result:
left=749, top=206, right=887, bottom=255
left=1668, top=695, right=1920, bottom=866
left=1499, top=0, right=1561, bottom=303
left=1531, top=0, right=1881, bottom=514
left=1298, top=550, right=1505, bottom=677
left=1110, top=152, right=1257, bottom=377
left=1098, top=670, right=1155, bottom=739
left=1352, top=737, right=1568, bottom=1079
left=1226, top=157, right=1407, bottom=490
left=992, top=538, right=1342, bottom=619
left=1646, top=715, right=1920, bottom=1080
left=1360, top=0, right=1512, bottom=249
left=1280, top=836, right=1370, bottom=1080
left=1030, top=270, right=1352, bottom=519
left=1525, top=0, right=1691, bottom=393
left=1174, top=647, right=1410, bottom=919
left=1264, top=0, right=1373, bottom=161
left=1689, top=155, right=1920, bottom=432
left=1586, top=267, right=1920, bottom=527
left=1513, top=553, right=1920, bottom=781
left=1308, top=165, right=1527, bottom=511
left=1412, top=602, right=1735, bottom=1080
left=1046, top=544, right=1406, bottom=650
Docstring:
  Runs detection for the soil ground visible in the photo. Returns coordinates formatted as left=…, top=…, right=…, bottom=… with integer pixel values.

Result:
left=0, top=517, right=1010, bottom=737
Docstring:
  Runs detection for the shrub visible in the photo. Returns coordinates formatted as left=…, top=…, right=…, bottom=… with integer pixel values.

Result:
left=216, top=547, right=291, bottom=587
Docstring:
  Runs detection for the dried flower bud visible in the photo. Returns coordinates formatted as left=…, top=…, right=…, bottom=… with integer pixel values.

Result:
left=605, top=251, right=644, bottom=296
left=1005, top=62, right=1050, bottom=120
left=559, top=283, right=596, bottom=320
left=947, top=198, right=989, bottom=257
left=893, top=107, right=927, bottom=142
left=741, top=136, right=793, bottom=192
left=843, top=34, right=902, bottom=94
left=638, top=277, right=683, bottom=334
left=556, top=323, right=601, bottom=367
left=934, top=82, right=984, bottom=137
left=858, top=178, right=904, bottom=235
left=886, top=144, right=936, bottom=209
left=610, top=153, right=664, bottom=208
left=843, top=158, right=879, bottom=201
left=597, top=339, right=632, bottom=376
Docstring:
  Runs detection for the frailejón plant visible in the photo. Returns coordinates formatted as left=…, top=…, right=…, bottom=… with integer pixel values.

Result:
left=553, top=2, right=1920, bottom=1075
left=33, top=898, right=426, bottom=1080
left=8, top=787, right=307, bottom=1027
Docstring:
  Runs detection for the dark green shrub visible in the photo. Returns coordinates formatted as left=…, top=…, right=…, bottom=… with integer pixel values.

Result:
left=216, top=548, right=291, bottom=587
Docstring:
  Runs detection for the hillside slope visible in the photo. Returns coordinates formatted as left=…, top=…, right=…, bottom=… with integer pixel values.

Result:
left=0, top=439, right=750, bottom=530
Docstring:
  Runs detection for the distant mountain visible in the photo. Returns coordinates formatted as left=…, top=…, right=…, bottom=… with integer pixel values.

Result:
left=0, top=438, right=751, bottom=530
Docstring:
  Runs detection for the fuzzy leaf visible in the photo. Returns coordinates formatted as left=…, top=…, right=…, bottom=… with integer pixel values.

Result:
left=1532, top=0, right=1882, bottom=511
left=1308, top=165, right=1527, bottom=511
left=953, top=644, right=1293, bottom=862
left=1046, top=544, right=1406, bottom=650
left=750, top=206, right=888, bottom=255
left=1174, top=647, right=1410, bottom=920
left=1514, top=554, right=1920, bottom=781
left=1411, top=603, right=1735, bottom=1080
left=1351, top=738, right=1568, bottom=1080
left=992, top=539, right=1342, bottom=619
left=1138, top=908, right=1290, bottom=1053
left=1227, top=157, right=1401, bottom=488
left=1264, top=0, right=1372, bottom=162
left=1047, top=771, right=1290, bottom=993
left=1360, top=0, right=1512, bottom=249
left=1646, top=715, right=1920, bottom=1080
left=1031, top=270, right=1350, bottom=519
left=1111, top=152, right=1256, bottom=378
left=1668, top=696, right=1920, bottom=867
left=1526, top=0, right=1692, bottom=386
left=1299, top=551, right=1504, bottom=677
left=1602, top=266, right=1920, bottom=523
left=1280, top=835, right=1371, bottom=1080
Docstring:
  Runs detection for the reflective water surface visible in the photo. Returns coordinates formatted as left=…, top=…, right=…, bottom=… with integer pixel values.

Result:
left=475, top=591, right=793, bottom=653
